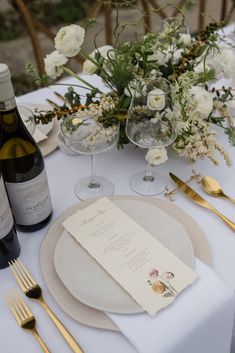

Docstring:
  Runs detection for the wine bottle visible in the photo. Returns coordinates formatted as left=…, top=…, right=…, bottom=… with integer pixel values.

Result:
left=0, top=171, right=20, bottom=269
left=0, top=63, right=53, bottom=232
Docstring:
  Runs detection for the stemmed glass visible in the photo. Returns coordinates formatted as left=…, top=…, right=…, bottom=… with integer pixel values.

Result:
left=61, top=114, right=119, bottom=200
left=126, top=78, right=176, bottom=196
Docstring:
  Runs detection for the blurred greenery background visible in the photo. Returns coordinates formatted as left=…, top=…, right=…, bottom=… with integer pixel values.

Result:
left=0, top=0, right=93, bottom=95
left=1, top=0, right=235, bottom=96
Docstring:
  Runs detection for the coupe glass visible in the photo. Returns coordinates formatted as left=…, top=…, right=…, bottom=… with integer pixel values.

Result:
left=126, top=78, right=176, bottom=196
left=61, top=114, right=119, bottom=200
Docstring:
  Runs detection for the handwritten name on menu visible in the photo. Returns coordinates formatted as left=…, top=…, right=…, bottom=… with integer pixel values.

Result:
left=63, top=197, right=198, bottom=315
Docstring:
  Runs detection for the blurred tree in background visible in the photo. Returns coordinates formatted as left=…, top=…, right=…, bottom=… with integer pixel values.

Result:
left=0, top=0, right=94, bottom=94
left=0, top=0, right=93, bottom=42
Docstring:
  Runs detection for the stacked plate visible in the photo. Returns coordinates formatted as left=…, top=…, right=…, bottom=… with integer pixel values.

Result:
left=40, top=196, right=212, bottom=331
left=18, top=103, right=59, bottom=156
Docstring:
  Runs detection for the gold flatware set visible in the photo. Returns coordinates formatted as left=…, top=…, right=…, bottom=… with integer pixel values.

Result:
left=6, top=290, right=51, bottom=353
left=7, top=259, right=84, bottom=353
left=170, top=173, right=235, bottom=232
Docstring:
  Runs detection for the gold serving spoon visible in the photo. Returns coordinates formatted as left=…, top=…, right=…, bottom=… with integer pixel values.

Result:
left=201, top=176, right=235, bottom=204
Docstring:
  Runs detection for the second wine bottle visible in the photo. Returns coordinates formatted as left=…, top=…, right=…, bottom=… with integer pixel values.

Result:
left=0, top=63, right=53, bottom=232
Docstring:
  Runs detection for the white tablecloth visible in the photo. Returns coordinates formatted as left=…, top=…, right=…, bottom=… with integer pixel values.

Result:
left=1, top=72, right=235, bottom=353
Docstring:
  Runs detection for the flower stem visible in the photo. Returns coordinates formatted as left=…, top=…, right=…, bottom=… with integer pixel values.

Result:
left=62, top=66, right=104, bottom=94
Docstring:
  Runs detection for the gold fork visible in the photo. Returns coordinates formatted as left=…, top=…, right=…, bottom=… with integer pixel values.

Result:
left=6, top=290, right=51, bottom=353
left=9, top=259, right=84, bottom=353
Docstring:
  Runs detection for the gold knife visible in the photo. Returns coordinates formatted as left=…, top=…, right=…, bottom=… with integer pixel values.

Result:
left=169, top=172, right=235, bottom=232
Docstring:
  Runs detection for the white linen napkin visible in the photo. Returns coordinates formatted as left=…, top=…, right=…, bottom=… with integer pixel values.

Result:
left=33, top=127, right=48, bottom=143
left=106, top=259, right=235, bottom=353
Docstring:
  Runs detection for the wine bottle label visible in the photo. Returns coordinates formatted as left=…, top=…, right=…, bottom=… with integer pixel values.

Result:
left=0, top=97, right=16, bottom=112
left=0, top=176, right=14, bottom=239
left=5, top=169, right=52, bottom=226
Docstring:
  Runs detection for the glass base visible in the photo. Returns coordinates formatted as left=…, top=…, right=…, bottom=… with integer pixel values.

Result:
left=74, top=176, right=114, bottom=200
left=130, top=170, right=165, bottom=196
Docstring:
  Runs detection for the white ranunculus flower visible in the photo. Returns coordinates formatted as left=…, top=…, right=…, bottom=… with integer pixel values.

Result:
left=179, top=33, right=191, bottom=46
left=82, top=45, right=114, bottom=74
left=145, top=147, right=168, bottom=165
left=44, top=50, right=68, bottom=79
left=147, top=88, right=166, bottom=111
left=55, top=24, right=85, bottom=57
left=219, top=48, right=235, bottom=80
left=124, top=79, right=147, bottom=97
left=188, top=86, right=213, bottom=118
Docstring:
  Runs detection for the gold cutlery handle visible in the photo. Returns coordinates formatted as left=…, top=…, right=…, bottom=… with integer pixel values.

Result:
left=225, top=195, right=235, bottom=205
left=39, top=298, right=84, bottom=353
left=32, top=328, right=51, bottom=353
left=210, top=207, right=235, bottom=231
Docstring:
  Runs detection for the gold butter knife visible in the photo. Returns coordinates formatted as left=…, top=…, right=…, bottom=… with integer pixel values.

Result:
left=169, top=173, right=235, bottom=232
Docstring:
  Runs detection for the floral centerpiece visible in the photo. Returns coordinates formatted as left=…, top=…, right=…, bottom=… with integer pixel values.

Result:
left=28, top=7, right=235, bottom=166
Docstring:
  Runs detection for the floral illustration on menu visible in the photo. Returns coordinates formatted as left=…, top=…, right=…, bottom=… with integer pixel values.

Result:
left=148, top=269, right=178, bottom=297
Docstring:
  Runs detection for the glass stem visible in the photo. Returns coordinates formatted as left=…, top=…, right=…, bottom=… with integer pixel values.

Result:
left=143, top=162, right=154, bottom=182
left=89, top=155, right=100, bottom=188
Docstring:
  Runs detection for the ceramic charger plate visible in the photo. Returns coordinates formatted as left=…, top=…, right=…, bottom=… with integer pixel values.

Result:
left=53, top=198, right=195, bottom=314
left=40, top=196, right=212, bottom=331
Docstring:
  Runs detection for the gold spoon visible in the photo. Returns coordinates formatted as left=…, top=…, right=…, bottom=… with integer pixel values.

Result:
left=201, top=176, right=235, bottom=204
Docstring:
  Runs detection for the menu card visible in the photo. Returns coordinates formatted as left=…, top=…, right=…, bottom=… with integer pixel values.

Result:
left=63, top=197, right=198, bottom=316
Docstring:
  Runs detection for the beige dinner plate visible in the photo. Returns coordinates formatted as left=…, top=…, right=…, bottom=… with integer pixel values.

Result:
left=54, top=198, right=194, bottom=314
left=40, top=196, right=212, bottom=331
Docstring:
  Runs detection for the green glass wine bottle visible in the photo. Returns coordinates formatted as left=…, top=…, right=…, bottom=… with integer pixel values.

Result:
left=0, top=170, right=20, bottom=268
left=0, top=63, right=53, bottom=232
